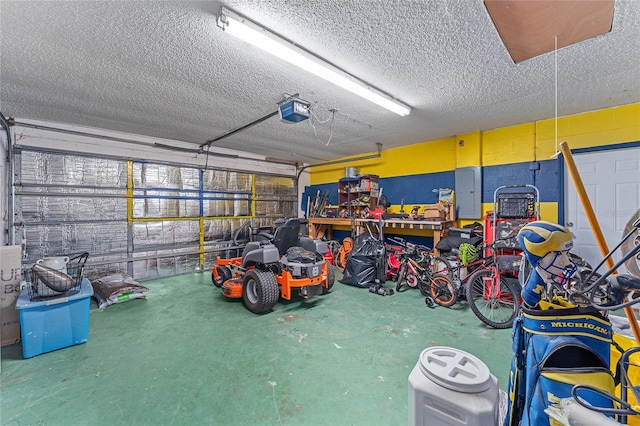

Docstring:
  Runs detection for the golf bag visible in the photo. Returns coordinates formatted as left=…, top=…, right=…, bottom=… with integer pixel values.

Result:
left=504, top=303, right=615, bottom=425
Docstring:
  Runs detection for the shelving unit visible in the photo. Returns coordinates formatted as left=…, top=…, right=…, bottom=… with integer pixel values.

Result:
left=337, top=174, right=379, bottom=218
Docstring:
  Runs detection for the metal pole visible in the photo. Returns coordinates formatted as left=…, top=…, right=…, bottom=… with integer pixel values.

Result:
left=200, top=111, right=279, bottom=148
left=0, top=114, right=15, bottom=245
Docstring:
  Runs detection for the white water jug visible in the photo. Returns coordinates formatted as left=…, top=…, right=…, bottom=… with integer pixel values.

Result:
left=408, top=346, right=499, bottom=426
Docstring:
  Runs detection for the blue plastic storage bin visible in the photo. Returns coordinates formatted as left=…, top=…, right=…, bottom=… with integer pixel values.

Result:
left=16, top=278, right=93, bottom=358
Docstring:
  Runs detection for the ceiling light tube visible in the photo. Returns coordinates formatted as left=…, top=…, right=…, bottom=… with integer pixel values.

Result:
left=217, top=7, right=411, bottom=116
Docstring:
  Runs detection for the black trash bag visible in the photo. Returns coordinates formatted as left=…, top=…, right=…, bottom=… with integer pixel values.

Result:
left=340, top=233, right=385, bottom=287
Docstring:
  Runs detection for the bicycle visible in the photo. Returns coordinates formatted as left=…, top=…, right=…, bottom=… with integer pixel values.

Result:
left=394, top=249, right=432, bottom=290
left=421, top=242, right=522, bottom=329
left=391, top=238, right=449, bottom=292
left=385, top=243, right=405, bottom=282
left=418, top=243, right=486, bottom=307
left=464, top=260, right=521, bottom=329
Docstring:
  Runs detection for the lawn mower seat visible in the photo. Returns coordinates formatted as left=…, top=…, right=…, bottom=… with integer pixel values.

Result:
left=271, top=218, right=302, bottom=256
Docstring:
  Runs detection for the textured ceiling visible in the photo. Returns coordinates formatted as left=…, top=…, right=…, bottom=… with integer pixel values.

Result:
left=1, top=0, right=639, bottom=164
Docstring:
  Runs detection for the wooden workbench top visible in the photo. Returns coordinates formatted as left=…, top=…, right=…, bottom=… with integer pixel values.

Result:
left=308, top=217, right=454, bottom=230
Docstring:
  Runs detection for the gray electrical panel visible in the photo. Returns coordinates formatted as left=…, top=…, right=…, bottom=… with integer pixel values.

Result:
left=455, top=166, right=482, bottom=219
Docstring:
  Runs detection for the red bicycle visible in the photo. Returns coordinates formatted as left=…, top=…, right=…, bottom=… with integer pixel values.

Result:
left=422, top=243, right=522, bottom=329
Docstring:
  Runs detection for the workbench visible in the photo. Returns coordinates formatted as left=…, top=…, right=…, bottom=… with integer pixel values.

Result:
left=307, top=217, right=454, bottom=250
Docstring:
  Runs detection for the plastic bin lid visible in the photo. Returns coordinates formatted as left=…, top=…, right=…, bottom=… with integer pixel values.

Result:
left=418, top=346, right=492, bottom=393
left=16, top=278, right=94, bottom=309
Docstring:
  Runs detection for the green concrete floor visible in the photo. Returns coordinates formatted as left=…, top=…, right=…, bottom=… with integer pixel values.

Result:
left=0, top=271, right=513, bottom=425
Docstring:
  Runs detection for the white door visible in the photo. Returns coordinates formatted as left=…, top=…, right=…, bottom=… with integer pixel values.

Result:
left=565, top=147, right=640, bottom=274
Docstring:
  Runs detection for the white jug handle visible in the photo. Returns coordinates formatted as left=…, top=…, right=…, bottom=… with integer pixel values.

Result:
left=36, top=259, right=44, bottom=265
left=63, top=256, right=70, bottom=263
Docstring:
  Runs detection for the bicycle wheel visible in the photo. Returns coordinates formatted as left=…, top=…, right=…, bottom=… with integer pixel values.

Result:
left=395, top=263, right=408, bottom=292
left=428, top=256, right=453, bottom=278
left=430, top=274, right=457, bottom=307
left=418, top=275, right=431, bottom=297
left=466, top=268, right=520, bottom=329
left=406, top=273, right=419, bottom=288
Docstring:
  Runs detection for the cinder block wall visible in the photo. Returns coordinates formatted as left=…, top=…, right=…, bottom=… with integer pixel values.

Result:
left=306, top=103, right=640, bottom=228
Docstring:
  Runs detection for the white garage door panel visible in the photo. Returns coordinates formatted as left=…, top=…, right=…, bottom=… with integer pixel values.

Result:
left=616, top=183, right=639, bottom=229
left=566, top=147, right=640, bottom=273
left=570, top=183, right=601, bottom=269
left=617, top=159, right=639, bottom=173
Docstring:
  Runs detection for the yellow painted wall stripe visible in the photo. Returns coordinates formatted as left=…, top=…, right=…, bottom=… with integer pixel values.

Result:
left=537, top=103, right=640, bottom=158
left=483, top=123, right=536, bottom=166
left=310, top=137, right=456, bottom=185
left=199, top=218, right=205, bottom=267
left=127, top=160, right=133, bottom=224
left=456, top=131, right=482, bottom=168
left=251, top=174, right=257, bottom=218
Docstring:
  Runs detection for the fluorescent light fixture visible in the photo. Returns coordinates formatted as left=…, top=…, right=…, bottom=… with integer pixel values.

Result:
left=216, top=7, right=411, bottom=116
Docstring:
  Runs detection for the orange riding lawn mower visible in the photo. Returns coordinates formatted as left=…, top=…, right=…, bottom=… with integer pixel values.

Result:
left=211, top=218, right=336, bottom=314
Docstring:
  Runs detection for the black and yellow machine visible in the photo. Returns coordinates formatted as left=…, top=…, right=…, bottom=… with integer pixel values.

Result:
left=211, top=218, right=335, bottom=314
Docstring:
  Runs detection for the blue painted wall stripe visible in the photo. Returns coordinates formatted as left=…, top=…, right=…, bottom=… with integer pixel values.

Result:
left=482, top=160, right=559, bottom=203
left=303, top=171, right=455, bottom=213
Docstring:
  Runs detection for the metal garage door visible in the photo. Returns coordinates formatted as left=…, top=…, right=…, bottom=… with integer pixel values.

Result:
left=565, top=146, right=640, bottom=274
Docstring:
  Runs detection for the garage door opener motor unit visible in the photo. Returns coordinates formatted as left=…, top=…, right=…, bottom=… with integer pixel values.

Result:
left=279, top=98, right=310, bottom=123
